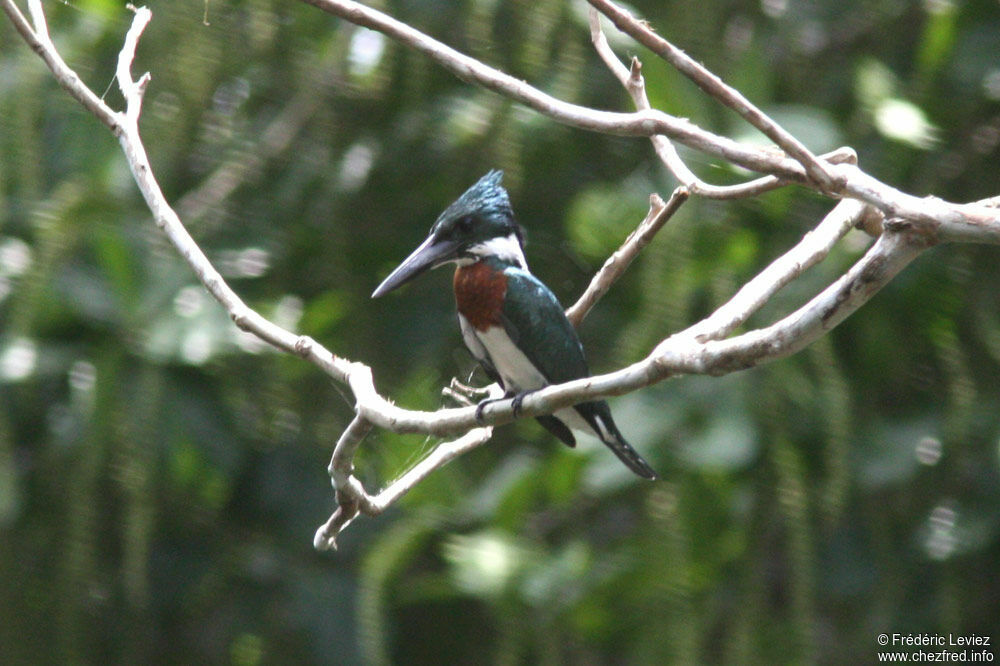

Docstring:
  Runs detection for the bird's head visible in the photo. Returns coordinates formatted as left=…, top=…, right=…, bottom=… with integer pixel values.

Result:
left=372, top=170, right=526, bottom=297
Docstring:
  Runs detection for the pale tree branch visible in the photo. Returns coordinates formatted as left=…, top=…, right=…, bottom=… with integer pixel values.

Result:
left=586, top=0, right=840, bottom=191
left=664, top=229, right=929, bottom=372
left=0, top=2, right=354, bottom=391
left=299, top=0, right=823, bottom=184
left=5, top=0, right=1000, bottom=551
left=566, top=188, right=688, bottom=327
left=2, top=0, right=118, bottom=128
left=299, top=0, right=999, bottom=232
left=683, top=199, right=867, bottom=343
left=587, top=8, right=858, bottom=199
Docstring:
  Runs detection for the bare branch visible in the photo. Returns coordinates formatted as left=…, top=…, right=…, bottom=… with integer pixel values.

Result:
left=368, top=427, right=495, bottom=509
left=315, top=406, right=498, bottom=550
left=834, top=166, right=1000, bottom=240
left=587, top=0, right=839, bottom=192
left=666, top=229, right=929, bottom=372
left=2, top=0, right=119, bottom=128
left=107, top=10, right=356, bottom=387
left=300, top=0, right=999, bottom=235
left=313, top=415, right=372, bottom=547
left=116, top=5, right=152, bottom=121
left=476, top=226, right=930, bottom=427
left=566, top=188, right=688, bottom=328
left=299, top=0, right=816, bottom=183
left=588, top=9, right=858, bottom=200
left=589, top=10, right=783, bottom=198
left=2, top=3, right=358, bottom=383
left=683, top=199, right=868, bottom=342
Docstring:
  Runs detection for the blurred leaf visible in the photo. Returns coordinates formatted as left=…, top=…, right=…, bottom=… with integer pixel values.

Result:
left=299, top=289, right=348, bottom=336
left=90, top=226, right=140, bottom=308
left=677, top=411, right=757, bottom=471
left=520, top=540, right=591, bottom=607
left=873, top=98, right=939, bottom=149
left=950, top=23, right=1000, bottom=92
left=466, top=451, right=539, bottom=526
left=443, top=530, right=531, bottom=598
left=855, top=419, right=934, bottom=488
left=855, top=57, right=898, bottom=105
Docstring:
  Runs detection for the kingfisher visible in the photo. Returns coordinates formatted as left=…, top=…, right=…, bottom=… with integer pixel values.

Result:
left=371, top=170, right=658, bottom=480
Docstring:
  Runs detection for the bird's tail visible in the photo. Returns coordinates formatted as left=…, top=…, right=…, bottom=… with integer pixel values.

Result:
left=584, top=403, right=659, bottom=480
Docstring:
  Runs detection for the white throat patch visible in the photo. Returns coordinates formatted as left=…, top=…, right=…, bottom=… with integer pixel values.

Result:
left=468, top=234, right=527, bottom=269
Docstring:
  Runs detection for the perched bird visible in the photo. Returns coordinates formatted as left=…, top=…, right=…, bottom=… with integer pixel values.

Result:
left=372, top=170, right=658, bottom=480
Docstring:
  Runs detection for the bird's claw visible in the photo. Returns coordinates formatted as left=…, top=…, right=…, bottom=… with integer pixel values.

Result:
left=475, top=391, right=532, bottom=422
left=510, top=391, right=529, bottom=417
left=475, top=397, right=499, bottom=423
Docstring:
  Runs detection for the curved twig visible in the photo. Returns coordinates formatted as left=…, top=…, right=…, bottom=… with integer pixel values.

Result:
left=588, top=9, right=857, bottom=199
left=566, top=188, right=688, bottom=327
left=684, top=199, right=867, bottom=342
left=299, top=0, right=819, bottom=183
left=587, top=0, right=839, bottom=191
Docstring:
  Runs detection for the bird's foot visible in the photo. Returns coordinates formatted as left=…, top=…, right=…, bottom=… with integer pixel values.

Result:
left=475, top=390, right=534, bottom=422
left=475, top=396, right=506, bottom=422
left=510, top=390, right=534, bottom=417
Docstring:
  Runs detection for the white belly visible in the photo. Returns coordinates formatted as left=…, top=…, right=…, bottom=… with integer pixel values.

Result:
left=475, top=325, right=548, bottom=392
left=459, top=317, right=598, bottom=438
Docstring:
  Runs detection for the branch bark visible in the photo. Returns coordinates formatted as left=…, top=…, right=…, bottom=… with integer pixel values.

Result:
left=300, top=0, right=1000, bottom=236
left=566, top=188, right=688, bottom=327
left=587, top=8, right=857, bottom=200
left=586, top=0, right=839, bottom=191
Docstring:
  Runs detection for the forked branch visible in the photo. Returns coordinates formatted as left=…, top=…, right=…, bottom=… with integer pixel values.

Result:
left=586, top=0, right=839, bottom=191
left=587, top=8, right=857, bottom=200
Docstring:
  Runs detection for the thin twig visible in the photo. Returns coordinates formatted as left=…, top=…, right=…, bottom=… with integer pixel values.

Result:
left=314, top=415, right=372, bottom=548
left=4, top=0, right=119, bottom=128
left=657, top=230, right=930, bottom=374
left=566, top=188, right=688, bottom=327
left=443, top=378, right=494, bottom=406
left=328, top=415, right=374, bottom=494
left=588, top=10, right=857, bottom=199
left=314, top=411, right=497, bottom=550
left=298, top=0, right=818, bottom=184
left=587, top=0, right=839, bottom=192
left=590, top=12, right=755, bottom=198
left=116, top=5, right=151, bottom=122
left=367, top=424, right=496, bottom=510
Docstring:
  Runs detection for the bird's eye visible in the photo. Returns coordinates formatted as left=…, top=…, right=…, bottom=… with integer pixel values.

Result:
left=455, top=215, right=473, bottom=233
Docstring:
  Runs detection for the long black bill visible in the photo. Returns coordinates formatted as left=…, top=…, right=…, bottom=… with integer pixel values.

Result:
left=371, top=235, right=460, bottom=298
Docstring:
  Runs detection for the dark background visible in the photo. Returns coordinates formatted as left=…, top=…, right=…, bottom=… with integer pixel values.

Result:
left=1, top=0, right=999, bottom=663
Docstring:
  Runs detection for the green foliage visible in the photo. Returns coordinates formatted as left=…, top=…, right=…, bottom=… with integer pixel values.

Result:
left=2, top=0, right=1000, bottom=664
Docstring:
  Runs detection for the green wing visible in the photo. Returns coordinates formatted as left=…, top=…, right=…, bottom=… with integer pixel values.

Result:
left=499, top=267, right=590, bottom=385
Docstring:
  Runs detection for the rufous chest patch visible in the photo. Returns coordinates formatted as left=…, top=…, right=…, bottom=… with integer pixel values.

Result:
left=454, top=261, right=507, bottom=331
